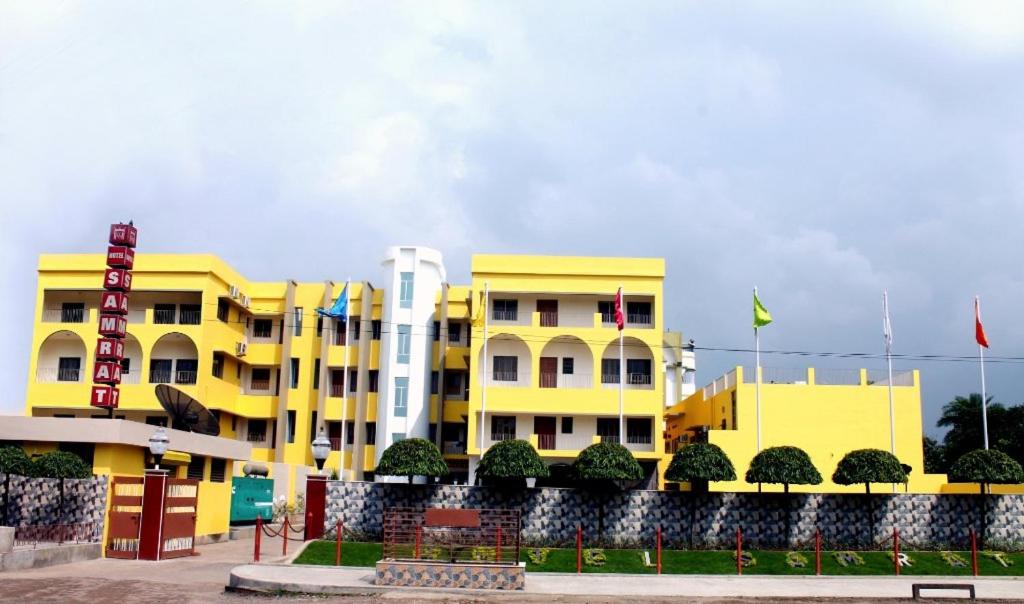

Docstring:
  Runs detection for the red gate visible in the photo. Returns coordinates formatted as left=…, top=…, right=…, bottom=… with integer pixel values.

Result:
left=106, top=477, right=144, bottom=559
left=106, top=472, right=199, bottom=560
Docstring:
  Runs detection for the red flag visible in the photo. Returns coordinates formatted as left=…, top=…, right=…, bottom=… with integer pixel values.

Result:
left=614, top=287, right=625, bottom=331
left=975, top=297, right=989, bottom=348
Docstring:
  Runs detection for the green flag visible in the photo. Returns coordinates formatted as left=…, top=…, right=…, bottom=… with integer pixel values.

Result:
left=753, top=291, right=773, bottom=328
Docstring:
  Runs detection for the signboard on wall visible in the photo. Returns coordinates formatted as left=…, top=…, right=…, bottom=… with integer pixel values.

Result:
left=91, top=222, right=138, bottom=411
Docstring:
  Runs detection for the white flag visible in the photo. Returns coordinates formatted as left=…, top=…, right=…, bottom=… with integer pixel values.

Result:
left=882, top=291, right=893, bottom=354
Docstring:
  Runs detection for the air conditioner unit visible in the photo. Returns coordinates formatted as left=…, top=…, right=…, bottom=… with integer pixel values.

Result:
left=229, top=285, right=240, bottom=299
left=236, top=340, right=248, bottom=356
left=241, top=294, right=251, bottom=308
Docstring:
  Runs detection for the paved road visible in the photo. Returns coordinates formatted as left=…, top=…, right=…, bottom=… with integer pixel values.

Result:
left=4, top=537, right=1023, bottom=603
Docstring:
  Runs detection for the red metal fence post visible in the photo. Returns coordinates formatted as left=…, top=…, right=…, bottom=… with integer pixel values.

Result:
left=736, top=527, right=743, bottom=576
left=970, top=528, right=979, bottom=577
left=576, top=524, right=582, bottom=574
left=335, top=519, right=342, bottom=566
left=254, top=516, right=262, bottom=563
left=892, top=527, right=900, bottom=576
left=814, top=528, right=821, bottom=576
left=282, top=517, right=289, bottom=557
left=656, top=525, right=662, bottom=575
left=415, top=525, right=422, bottom=559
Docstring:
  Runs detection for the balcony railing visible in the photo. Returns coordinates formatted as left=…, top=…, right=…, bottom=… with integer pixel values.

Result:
left=36, top=367, right=84, bottom=383
left=489, top=431, right=516, bottom=443
left=329, top=383, right=346, bottom=397
left=554, top=433, right=599, bottom=451
left=154, top=309, right=176, bottom=324
left=179, top=310, right=201, bottom=325
left=624, top=440, right=656, bottom=452
left=601, top=373, right=654, bottom=389
left=246, top=432, right=268, bottom=444
left=444, top=390, right=467, bottom=401
left=536, top=433, right=556, bottom=450
left=150, top=370, right=172, bottom=384
left=486, top=372, right=530, bottom=388
left=598, top=433, right=620, bottom=444
left=175, top=371, right=197, bottom=385
left=443, top=441, right=466, bottom=455
left=42, top=308, right=87, bottom=323
left=626, top=313, right=652, bottom=328
left=540, top=373, right=592, bottom=389
left=539, top=311, right=558, bottom=327
left=248, top=379, right=272, bottom=393
left=491, top=310, right=518, bottom=322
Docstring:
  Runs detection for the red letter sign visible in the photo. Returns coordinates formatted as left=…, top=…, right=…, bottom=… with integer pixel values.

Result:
left=90, top=385, right=120, bottom=409
left=95, top=338, right=125, bottom=361
left=109, top=223, right=138, bottom=248
left=106, top=246, right=135, bottom=269
left=100, top=291, right=129, bottom=315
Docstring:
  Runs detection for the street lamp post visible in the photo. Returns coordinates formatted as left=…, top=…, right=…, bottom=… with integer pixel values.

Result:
left=311, top=428, right=331, bottom=475
left=149, top=427, right=169, bottom=470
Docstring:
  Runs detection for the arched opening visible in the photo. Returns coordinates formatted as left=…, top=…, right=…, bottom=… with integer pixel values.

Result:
left=538, top=335, right=593, bottom=389
left=600, top=336, right=654, bottom=390
left=119, top=333, right=144, bottom=384
left=150, top=332, right=199, bottom=385
left=36, top=331, right=87, bottom=383
left=478, top=334, right=531, bottom=388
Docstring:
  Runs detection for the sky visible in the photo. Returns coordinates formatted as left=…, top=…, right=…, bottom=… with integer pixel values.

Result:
left=1, top=1, right=1023, bottom=436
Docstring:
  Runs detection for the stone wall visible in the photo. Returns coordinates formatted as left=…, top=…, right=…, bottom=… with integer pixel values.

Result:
left=1, top=474, right=108, bottom=541
left=325, top=481, right=1024, bottom=550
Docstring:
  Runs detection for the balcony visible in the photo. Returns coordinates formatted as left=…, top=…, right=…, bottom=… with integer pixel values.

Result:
left=443, top=441, right=466, bottom=455
left=246, top=432, right=270, bottom=447
left=626, top=313, right=652, bottom=328
left=149, top=370, right=197, bottom=385
left=246, top=379, right=273, bottom=395
left=485, top=372, right=531, bottom=388
left=539, top=373, right=592, bottom=389
left=42, top=308, right=87, bottom=324
left=601, top=373, right=654, bottom=390
left=35, top=367, right=84, bottom=383
left=154, top=308, right=201, bottom=326
left=329, top=383, right=347, bottom=398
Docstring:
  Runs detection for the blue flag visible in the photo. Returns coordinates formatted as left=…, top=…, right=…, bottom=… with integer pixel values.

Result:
left=316, top=285, right=348, bottom=318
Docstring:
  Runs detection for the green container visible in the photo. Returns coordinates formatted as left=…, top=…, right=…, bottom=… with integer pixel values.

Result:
left=230, top=476, right=274, bottom=523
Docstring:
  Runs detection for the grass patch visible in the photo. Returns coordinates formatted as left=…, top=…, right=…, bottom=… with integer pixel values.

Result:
left=293, top=542, right=1024, bottom=577
left=293, top=540, right=381, bottom=567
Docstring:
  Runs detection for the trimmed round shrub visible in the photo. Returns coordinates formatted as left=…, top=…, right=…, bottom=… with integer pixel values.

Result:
left=375, top=438, right=448, bottom=482
left=665, top=443, right=736, bottom=487
left=832, top=448, right=908, bottom=493
left=31, top=451, right=91, bottom=479
left=948, top=449, right=1024, bottom=493
left=745, top=446, right=822, bottom=492
left=0, top=446, right=34, bottom=476
left=477, top=439, right=550, bottom=480
left=573, top=442, right=642, bottom=482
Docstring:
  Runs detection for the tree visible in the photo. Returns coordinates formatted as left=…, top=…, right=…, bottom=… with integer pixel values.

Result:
left=573, top=442, right=643, bottom=541
left=665, top=443, right=736, bottom=491
left=477, top=439, right=549, bottom=486
left=923, top=436, right=945, bottom=474
left=745, top=446, right=822, bottom=493
left=0, top=446, right=34, bottom=476
left=30, top=451, right=92, bottom=479
left=832, top=449, right=907, bottom=494
left=948, top=449, right=1024, bottom=494
left=375, top=438, right=449, bottom=484
left=936, top=394, right=1024, bottom=469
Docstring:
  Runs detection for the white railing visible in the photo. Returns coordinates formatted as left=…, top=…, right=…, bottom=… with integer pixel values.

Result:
left=42, top=308, right=88, bottom=323
left=557, top=373, right=593, bottom=389
left=120, top=372, right=141, bottom=385
left=245, top=380, right=274, bottom=395
left=624, top=440, right=656, bottom=452
left=490, top=310, right=529, bottom=326
left=554, top=433, right=598, bottom=451
left=814, top=368, right=862, bottom=386
left=601, top=373, right=654, bottom=390
left=125, top=310, right=146, bottom=324
left=35, top=367, right=84, bottom=383
left=484, top=433, right=518, bottom=448
left=542, top=310, right=597, bottom=328
left=867, top=370, right=914, bottom=387
left=175, top=371, right=197, bottom=385
left=486, top=373, right=531, bottom=388
left=626, top=313, right=653, bottom=328
left=742, top=367, right=809, bottom=385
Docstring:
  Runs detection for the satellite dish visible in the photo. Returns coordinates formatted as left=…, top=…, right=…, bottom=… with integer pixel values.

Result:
left=155, top=384, right=221, bottom=436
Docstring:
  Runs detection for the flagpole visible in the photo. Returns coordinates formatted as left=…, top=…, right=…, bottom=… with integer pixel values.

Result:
left=479, top=282, right=489, bottom=461
left=883, top=291, right=896, bottom=457
left=341, top=278, right=350, bottom=477
left=619, top=285, right=625, bottom=445
left=977, top=296, right=989, bottom=450
left=754, top=286, right=762, bottom=453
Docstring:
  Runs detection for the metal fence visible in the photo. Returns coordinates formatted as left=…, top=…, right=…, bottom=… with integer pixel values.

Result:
left=382, top=507, right=521, bottom=565
left=14, top=521, right=101, bottom=548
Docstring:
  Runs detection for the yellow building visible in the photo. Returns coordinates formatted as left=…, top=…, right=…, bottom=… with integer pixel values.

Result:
left=24, top=249, right=693, bottom=494
left=665, top=366, right=1022, bottom=494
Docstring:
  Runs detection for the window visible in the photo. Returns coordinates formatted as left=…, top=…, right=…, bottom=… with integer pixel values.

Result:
left=626, top=359, right=652, bottom=385
left=368, top=370, right=379, bottom=393
left=180, top=303, right=201, bottom=325
left=392, top=433, right=405, bottom=444
left=350, top=369, right=358, bottom=394
left=61, top=302, right=85, bottom=323
left=561, top=417, right=573, bottom=434
left=217, top=299, right=229, bottom=322
left=396, top=324, right=411, bottom=363
left=316, top=316, right=323, bottom=337
left=250, top=367, right=271, bottom=391
left=626, top=301, right=652, bottom=325
left=346, top=421, right=354, bottom=445
left=399, top=272, right=414, bottom=308
left=57, top=357, right=81, bottom=382
left=290, top=358, right=300, bottom=389
left=430, top=371, right=439, bottom=395
left=351, top=318, right=361, bottom=341
left=247, top=419, right=267, bottom=443
left=253, top=319, right=273, bottom=338
left=448, top=322, right=462, bottom=344
left=212, top=353, right=224, bottom=379
left=626, top=417, right=652, bottom=444
left=328, top=421, right=341, bottom=449
left=371, top=320, right=382, bottom=340
left=365, top=422, right=377, bottom=445
left=313, top=359, right=321, bottom=390
left=562, top=358, right=574, bottom=374
left=394, top=377, right=408, bottom=417
left=492, top=356, right=517, bottom=382
left=333, top=319, right=347, bottom=345
left=429, top=423, right=437, bottom=443
left=492, top=299, right=518, bottom=321
left=286, top=410, right=296, bottom=444
left=175, top=359, right=198, bottom=384
left=210, top=458, right=227, bottom=483
left=601, top=359, right=620, bottom=384
left=309, top=411, right=318, bottom=443
left=187, top=455, right=206, bottom=480
left=731, top=391, right=738, bottom=430
left=598, top=301, right=615, bottom=324
left=154, top=303, right=176, bottom=324
left=432, top=321, right=440, bottom=341
left=145, top=415, right=167, bottom=427
left=150, top=359, right=173, bottom=384
left=490, top=416, right=516, bottom=441
left=293, top=307, right=303, bottom=336
left=596, top=418, right=620, bottom=442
